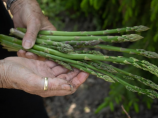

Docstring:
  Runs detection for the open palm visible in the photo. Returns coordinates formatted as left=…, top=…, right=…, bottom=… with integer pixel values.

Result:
left=2, top=57, right=89, bottom=97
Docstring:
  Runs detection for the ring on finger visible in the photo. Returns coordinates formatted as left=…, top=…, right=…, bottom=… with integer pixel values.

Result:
left=44, top=77, right=48, bottom=91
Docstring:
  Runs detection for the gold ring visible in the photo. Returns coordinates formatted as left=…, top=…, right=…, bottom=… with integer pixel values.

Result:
left=44, top=77, right=48, bottom=91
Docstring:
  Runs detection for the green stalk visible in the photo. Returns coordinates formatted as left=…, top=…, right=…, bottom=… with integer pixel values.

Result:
left=101, top=70, right=158, bottom=99
left=75, top=45, right=158, bottom=59
left=17, top=25, right=149, bottom=36
left=36, top=34, right=143, bottom=43
left=52, top=60, right=72, bottom=70
left=39, top=44, right=73, bottom=53
left=67, top=63, right=114, bottom=82
left=92, top=60, right=158, bottom=90
left=1, top=34, right=158, bottom=78
left=85, top=61, right=117, bottom=73
left=36, top=39, right=74, bottom=51
left=63, top=40, right=101, bottom=46
left=71, top=50, right=103, bottom=55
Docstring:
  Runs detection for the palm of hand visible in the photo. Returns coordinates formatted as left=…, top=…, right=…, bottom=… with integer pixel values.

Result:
left=3, top=57, right=88, bottom=97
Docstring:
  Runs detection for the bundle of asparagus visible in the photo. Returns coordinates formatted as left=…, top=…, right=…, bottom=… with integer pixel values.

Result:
left=0, top=25, right=158, bottom=99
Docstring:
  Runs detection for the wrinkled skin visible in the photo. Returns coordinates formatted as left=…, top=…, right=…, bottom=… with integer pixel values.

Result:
left=9, top=0, right=56, bottom=59
left=11, top=0, right=56, bottom=48
left=0, top=57, right=89, bottom=97
left=0, top=0, right=89, bottom=97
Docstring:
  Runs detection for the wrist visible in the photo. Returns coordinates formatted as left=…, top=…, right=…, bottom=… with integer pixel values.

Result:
left=0, top=59, right=8, bottom=88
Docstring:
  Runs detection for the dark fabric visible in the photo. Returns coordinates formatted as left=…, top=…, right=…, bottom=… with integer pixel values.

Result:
left=0, top=1, right=49, bottom=118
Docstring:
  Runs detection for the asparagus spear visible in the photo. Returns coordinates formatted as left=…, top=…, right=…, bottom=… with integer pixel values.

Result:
left=75, top=45, right=158, bottom=59
left=63, top=40, right=101, bottom=46
left=91, top=61, right=158, bottom=90
left=36, top=34, right=143, bottom=43
left=68, top=63, right=114, bottom=82
left=39, top=45, right=73, bottom=53
left=52, top=60, right=72, bottom=70
left=17, top=25, right=149, bottom=36
left=72, top=50, right=103, bottom=55
left=85, top=61, right=117, bottom=73
left=103, top=71, right=158, bottom=99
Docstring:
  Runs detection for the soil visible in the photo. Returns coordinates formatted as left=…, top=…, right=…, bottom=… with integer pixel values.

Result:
left=44, top=74, right=158, bottom=118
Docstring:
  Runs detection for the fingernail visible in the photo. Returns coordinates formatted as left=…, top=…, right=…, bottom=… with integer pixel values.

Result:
left=24, top=40, right=32, bottom=49
left=61, top=84, right=73, bottom=91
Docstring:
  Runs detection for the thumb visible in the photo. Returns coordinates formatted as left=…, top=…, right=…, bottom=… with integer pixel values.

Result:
left=23, top=19, right=41, bottom=49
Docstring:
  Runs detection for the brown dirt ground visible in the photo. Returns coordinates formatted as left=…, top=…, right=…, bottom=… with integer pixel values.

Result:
left=44, top=74, right=158, bottom=118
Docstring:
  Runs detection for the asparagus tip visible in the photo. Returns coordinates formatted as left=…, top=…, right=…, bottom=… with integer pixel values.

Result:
left=134, top=25, right=150, bottom=32
left=131, top=34, right=143, bottom=41
left=122, top=34, right=143, bottom=42
left=137, top=49, right=158, bottom=58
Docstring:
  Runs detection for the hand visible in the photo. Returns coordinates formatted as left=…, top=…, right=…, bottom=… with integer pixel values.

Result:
left=10, top=0, right=56, bottom=59
left=0, top=57, right=89, bottom=97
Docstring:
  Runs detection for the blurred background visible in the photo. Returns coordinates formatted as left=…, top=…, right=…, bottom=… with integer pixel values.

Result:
left=36, top=0, right=158, bottom=118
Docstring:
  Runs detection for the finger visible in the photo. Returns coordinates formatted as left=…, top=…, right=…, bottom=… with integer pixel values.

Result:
left=57, top=68, right=80, bottom=81
left=51, top=66, right=69, bottom=76
left=25, top=52, right=39, bottom=59
left=26, top=53, right=46, bottom=61
left=45, top=60, right=58, bottom=68
left=39, top=77, right=75, bottom=97
left=41, top=24, right=57, bottom=31
left=17, top=50, right=45, bottom=61
left=26, top=76, right=70, bottom=92
left=48, top=78, right=71, bottom=91
left=41, top=17, right=57, bottom=31
left=47, top=78, right=75, bottom=96
left=23, top=17, right=41, bottom=49
left=71, top=72, right=89, bottom=89
left=17, top=50, right=27, bottom=58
